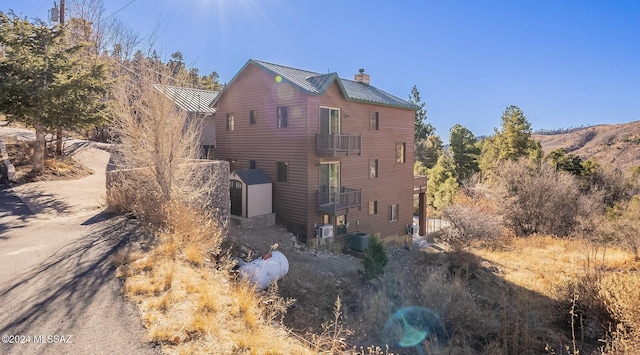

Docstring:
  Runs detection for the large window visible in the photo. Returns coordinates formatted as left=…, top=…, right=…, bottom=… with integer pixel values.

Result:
left=396, top=142, right=406, bottom=163
left=277, top=161, right=288, bottom=182
left=369, top=159, right=378, bottom=178
left=277, top=107, right=288, bottom=128
left=320, top=107, right=340, bottom=135
left=369, top=201, right=378, bottom=215
left=389, top=203, right=399, bottom=222
left=226, top=113, right=234, bottom=131
left=370, top=112, right=379, bottom=131
left=249, top=110, right=257, bottom=125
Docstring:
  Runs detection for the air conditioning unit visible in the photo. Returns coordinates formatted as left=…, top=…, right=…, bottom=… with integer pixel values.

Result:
left=408, top=224, right=419, bottom=235
left=318, top=224, right=334, bottom=238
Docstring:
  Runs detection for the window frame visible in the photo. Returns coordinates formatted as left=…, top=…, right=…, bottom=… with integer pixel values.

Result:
left=396, top=142, right=406, bottom=163
left=369, top=159, right=378, bottom=178
left=249, top=160, right=256, bottom=169
left=389, top=203, right=399, bottom=222
left=249, top=110, right=257, bottom=125
left=226, top=113, right=235, bottom=131
left=277, top=161, right=288, bottom=183
left=277, top=106, right=288, bottom=128
left=370, top=111, right=379, bottom=131
left=368, top=200, right=378, bottom=215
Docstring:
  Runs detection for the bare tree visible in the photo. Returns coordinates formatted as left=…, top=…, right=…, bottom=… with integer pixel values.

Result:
left=442, top=195, right=504, bottom=249
left=108, top=63, right=208, bottom=214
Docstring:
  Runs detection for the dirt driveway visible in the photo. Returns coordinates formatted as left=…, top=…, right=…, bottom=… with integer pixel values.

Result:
left=0, top=126, right=159, bottom=355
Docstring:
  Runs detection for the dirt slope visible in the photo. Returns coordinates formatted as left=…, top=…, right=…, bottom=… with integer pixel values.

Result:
left=533, top=120, right=640, bottom=171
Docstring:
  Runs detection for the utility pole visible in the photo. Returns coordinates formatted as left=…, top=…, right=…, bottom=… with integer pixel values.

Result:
left=55, top=0, right=65, bottom=155
left=60, top=0, right=65, bottom=24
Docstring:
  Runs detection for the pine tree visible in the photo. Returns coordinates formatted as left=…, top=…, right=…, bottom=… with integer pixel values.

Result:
left=427, top=155, right=458, bottom=210
left=0, top=12, right=110, bottom=171
left=449, top=124, right=480, bottom=180
left=479, top=105, right=541, bottom=173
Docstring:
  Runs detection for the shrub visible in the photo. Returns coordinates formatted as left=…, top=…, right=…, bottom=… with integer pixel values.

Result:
left=442, top=195, right=504, bottom=250
left=362, top=236, right=388, bottom=281
left=493, top=159, right=601, bottom=237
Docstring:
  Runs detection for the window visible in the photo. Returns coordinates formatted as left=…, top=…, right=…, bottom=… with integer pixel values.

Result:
left=389, top=203, right=399, bottom=222
left=226, top=113, right=234, bottom=131
left=396, top=142, right=406, bottom=163
left=370, top=112, right=379, bottom=131
left=369, top=159, right=378, bottom=178
left=320, top=107, right=340, bottom=134
left=249, top=160, right=256, bottom=169
left=369, top=201, right=378, bottom=215
left=250, top=110, right=257, bottom=125
left=277, top=106, right=288, bottom=128
left=277, top=161, right=288, bottom=182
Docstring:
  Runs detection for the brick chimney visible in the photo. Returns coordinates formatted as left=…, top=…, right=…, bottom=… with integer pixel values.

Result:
left=354, top=68, right=370, bottom=85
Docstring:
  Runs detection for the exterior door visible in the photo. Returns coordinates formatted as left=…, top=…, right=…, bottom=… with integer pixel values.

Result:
left=320, top=107, right=340, bottom=135
left=230, top=180, right=242, bottom=216
left=319, top=162, right=340, bottom=197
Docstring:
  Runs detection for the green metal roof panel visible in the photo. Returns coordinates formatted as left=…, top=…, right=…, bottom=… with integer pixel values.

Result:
left=306, top=73, right=339, bottom=93
left=339, top=79, right=416, bottom=109
left=251, top=60, right=322, bottom=94
left=250, top=59, right=416, bottom=110
left=154, top=85, right=219, bottom=114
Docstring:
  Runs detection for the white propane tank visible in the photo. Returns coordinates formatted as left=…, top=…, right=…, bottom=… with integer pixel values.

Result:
left=238, top=251, right=289, bottom=290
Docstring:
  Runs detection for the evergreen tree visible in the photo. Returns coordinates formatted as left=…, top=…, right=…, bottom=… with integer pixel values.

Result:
left=0, top=12, right=109, bottom=171
left=479, top=105, right=541, bottom=172
left=449, top=124, right=480, bottom=180
left=427, top=155, right=458, bottom=210
left=409, top=85, right=434, bottom=142
left=416, top=133, right=444, bottom=169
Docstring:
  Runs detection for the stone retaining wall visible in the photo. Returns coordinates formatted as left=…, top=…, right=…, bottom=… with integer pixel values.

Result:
left=0, top=136, right=16, bottom=183
left=106, top=160, right=230, bottom=233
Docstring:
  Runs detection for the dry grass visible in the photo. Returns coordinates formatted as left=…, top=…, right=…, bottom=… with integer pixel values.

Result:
left=475, top=234, right=639, bottom=353
left=474, top=234, right=631, bottom=299
left=5, top=140, right=93, bottom=184
left=117, top=213, right=312, bottom=354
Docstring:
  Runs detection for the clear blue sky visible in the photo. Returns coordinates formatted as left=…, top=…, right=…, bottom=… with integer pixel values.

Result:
left=5, top=0, right=640, bottom=137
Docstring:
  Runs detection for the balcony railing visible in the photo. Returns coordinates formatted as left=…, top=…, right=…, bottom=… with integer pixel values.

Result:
left=317, top=187, right=362, bottom=215
left=316, top=134, right=361, bottom=156
left=414, top=175, right=427, bottom=193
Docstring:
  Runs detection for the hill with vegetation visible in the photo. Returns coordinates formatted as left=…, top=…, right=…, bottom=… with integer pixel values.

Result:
left=534, top=120, right=640, bottom=171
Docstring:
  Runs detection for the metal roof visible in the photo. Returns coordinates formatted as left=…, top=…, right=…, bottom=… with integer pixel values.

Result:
left=232, top=169, right=272, bottom=185
left=154, top=85, right=219, bottom=114
left=249, top=60, right=417, bottom=110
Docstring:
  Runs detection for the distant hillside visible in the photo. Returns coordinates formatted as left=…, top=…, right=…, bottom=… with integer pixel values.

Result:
left=533, top=121, right=640, bottom=171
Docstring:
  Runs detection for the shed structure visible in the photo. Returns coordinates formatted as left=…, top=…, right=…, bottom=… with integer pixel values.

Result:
left=230, top=169, right=273, bottom=220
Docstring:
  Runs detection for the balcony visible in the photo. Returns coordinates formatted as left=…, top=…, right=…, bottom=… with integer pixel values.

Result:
left=317, top=187, right=362, bottom=215
left=316, top=134, right=361, bottom=156
left=414, top=175, right=427, bottom=194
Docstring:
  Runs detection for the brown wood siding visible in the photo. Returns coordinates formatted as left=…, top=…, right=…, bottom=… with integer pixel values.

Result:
left=306, top=82, right=414, bottom=241
left=214, top=64, right=309, bottom=234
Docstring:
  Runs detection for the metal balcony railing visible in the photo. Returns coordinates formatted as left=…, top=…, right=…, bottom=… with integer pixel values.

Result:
left=316, top=134, right=361, bottom=156
left=317, top=187, right=361, bottom=215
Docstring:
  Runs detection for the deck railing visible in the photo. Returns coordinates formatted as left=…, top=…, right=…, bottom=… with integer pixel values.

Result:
left=317, top=187, right=361, bottom=215
left=414, top=175, right=427, bottom=193
left=316, top=134, right=361, bottom=156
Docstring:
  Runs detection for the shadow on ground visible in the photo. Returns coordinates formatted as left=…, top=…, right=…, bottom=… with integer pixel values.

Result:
left=0, top=212, right=139, bottom=336
left=0, top=186, right=35, bottom=238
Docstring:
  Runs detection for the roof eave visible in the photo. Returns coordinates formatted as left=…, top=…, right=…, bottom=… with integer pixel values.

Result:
left=343, top=96, right=419, bottom=111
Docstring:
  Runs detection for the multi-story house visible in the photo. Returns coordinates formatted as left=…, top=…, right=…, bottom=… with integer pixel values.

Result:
left=212, top=59, right=416, bottom=247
